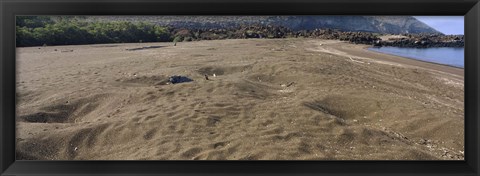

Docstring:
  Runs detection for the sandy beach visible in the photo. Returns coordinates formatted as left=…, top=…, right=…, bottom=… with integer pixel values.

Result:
left=15, top=38, right=464, bottom=160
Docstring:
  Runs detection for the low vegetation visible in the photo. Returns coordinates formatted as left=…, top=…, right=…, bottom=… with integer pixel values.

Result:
left=16, top=16, right=171, bottom=47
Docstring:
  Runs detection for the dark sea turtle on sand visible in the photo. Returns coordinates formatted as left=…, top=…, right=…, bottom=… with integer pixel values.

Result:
left=168, top=75, right=193, bottom=84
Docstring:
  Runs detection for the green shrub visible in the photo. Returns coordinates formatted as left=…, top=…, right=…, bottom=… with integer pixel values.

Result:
left=183, top=37, right=192, bottom=42
left=173, top=36, right=183, bottom=43
left=16, top=16, right=173, bottom=47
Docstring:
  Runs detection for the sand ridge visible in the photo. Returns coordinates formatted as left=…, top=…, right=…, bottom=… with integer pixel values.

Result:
left=16, top=39, right=464, bottom=160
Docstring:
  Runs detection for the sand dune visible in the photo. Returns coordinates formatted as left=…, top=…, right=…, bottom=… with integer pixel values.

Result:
left=16, top=39, right=464, bottom=160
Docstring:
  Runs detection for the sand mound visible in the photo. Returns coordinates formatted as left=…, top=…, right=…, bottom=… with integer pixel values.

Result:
left=197, top=65, right=252, bottom=76
left=304, top=95, right=382, bottom=120
left=18, top=94, right=106, bottom=123
left=118, top=75, right=170, bottom=86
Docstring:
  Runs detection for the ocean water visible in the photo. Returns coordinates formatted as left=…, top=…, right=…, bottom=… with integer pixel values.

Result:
left=368, top=47, right=464, bottom=68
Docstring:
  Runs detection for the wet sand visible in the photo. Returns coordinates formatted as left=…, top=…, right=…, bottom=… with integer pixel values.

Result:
left=16, top=38, right=464, bottom=160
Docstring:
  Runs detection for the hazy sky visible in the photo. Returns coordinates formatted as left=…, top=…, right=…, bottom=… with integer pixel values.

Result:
left=413, top=16, right=464, bottom=35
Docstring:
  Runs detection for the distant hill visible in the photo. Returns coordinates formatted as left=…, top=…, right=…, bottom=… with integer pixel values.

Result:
left=81, top=16, right=442, bottom=34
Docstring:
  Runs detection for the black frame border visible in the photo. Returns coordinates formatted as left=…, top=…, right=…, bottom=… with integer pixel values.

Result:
left=1, top=0, right=479, bottom=176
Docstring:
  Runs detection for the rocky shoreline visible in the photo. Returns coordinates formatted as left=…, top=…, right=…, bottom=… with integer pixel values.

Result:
left=376, top=34, right=464, bottom=48
left=169, top=24, right=464, bottom=48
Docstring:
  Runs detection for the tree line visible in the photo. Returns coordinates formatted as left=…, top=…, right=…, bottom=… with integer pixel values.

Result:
left=16, top=16, right=172, bottom=47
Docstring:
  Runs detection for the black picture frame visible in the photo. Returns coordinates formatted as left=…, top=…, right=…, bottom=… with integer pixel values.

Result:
left=1, top=0, right=479, bottom=175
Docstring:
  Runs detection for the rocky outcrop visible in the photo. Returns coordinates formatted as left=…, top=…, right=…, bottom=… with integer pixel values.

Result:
left=378, top=34, right=464, bottom=48
left=168, top=25, right=462, bottom=48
